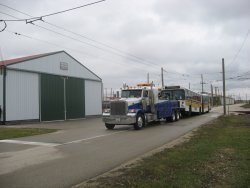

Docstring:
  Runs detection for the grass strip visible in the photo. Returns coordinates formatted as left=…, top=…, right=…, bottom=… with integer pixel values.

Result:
left=87, top=114, right=250, bottom=188
left=241, top=103, right=250, bottom=108
left=0, top=128, right=57, bottom=140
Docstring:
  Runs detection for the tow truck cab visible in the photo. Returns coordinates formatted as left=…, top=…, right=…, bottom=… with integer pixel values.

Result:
left=102, top=85, right=158, bottom=130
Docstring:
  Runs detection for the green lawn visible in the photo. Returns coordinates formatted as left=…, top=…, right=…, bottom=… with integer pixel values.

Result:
left=241, top=103, right=250, bottom=108
left=0, top=127, right=57, bottom=140
left=85, top=114, right=250, bottom=188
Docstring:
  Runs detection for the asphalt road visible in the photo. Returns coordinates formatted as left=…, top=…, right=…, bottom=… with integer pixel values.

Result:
left=0, top=106, right=227, bottom=188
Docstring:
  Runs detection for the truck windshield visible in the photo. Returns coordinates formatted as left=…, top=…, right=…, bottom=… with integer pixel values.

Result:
left=172, top=90, right=185, bottom=100
left=160, top=89, right=185, bottom=100
left=121, top=90, right=142, bottom=98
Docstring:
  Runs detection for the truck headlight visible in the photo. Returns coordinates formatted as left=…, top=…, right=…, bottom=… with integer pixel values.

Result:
left=128, top=109, right=136, bottom=113
left=103, top=108, right=110, bottom=113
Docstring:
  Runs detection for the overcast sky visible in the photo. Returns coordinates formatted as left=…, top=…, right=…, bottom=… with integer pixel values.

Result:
left=0, top=0, right=249, bottom=99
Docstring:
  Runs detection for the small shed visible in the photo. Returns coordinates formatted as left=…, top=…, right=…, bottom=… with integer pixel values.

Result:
left=0, top=51, right=102, bottom=124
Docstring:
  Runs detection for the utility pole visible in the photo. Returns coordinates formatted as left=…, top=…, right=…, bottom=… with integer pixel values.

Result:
left=201, top=74, right=205, bottom=113
left=222, top=58, right=226, bottom=115
left=104, top=88, right=107, bottom=101
left=147, top=73, right=149, bottom=84
left=211, top=84, right=213, bottom=107
left=189, top=83, right=190, bottom=90
left=214, top=87, right=217, bottom=106
left=161, top=67, right=164, bottom=88
left=201, top=74, right=204, bottom=94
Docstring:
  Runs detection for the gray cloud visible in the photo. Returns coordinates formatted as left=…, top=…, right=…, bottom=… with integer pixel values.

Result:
left=0, top=0, right=249, bottom=97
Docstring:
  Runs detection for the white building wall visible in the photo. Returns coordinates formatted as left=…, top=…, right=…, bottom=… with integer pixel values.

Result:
left=85, top=80, right=102, bottom=116
left=8, top=52, right=101, bottom=81
left=220, top=96, right=235, bottom=105
left=0, top=74, right=3, bottom=121
left=6, top=70, right=39, bottom=121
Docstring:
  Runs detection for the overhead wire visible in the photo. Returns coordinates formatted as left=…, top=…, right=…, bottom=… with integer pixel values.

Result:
left=226, top=26, right=250, bottom=69
left=0, top=7, right=166, bottom=77
left=0, top=8, right=165, bottom=72
left=2, top=3, right=210, bottom=81
left=0, top=3, right=162, bottom=68
left=214, top=70, right=250, bottom=82
left=5, top=29, right=98, bottom=58
left=0, top=0, right=106, bottom=22
left=4, top=29, right=163, bottom=75
left=0, top=11, right=164, bottom=72
left=1, top=13, right=152, bottom=72
left=2, top=3, right=247, bottom=88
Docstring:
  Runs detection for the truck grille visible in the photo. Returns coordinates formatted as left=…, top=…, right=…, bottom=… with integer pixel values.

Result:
left=110, top=101, right=127, bottom=115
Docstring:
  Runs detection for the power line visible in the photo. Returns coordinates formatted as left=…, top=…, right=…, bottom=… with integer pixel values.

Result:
left=0, top=0, right=106, bottom=23
left=0, top=9, right=168, bottom=79
left=5, top=29, right=95, bottom=57
left=5, top=29, right=162, bottom=75
left=0, top=8, right=162, bottom=71
left=215, top=70, right=250, bottom=82
left=0, top=3, right=31, bottom=17
left=0, top=3, right=162, bottom=68
left=1, top=3, right=248, bottom=86
left=0, top=11, right=159, bottom=70
left=30, top=23, right=162, bottom=71
left=227, top=26, right=250, bottom=68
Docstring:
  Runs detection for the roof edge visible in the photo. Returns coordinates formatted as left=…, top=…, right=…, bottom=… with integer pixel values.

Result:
left=0, top=51, right=65, bottom=66
left=0, top=50, right=102, bottom=81
left=62, top=51, right=102, bottom=81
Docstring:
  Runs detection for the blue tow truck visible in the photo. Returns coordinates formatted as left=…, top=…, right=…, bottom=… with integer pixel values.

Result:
left=102, top=83, right=181, bottom=130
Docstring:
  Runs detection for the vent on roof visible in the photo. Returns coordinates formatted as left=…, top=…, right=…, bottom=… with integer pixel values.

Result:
left=60, top=62, right=68, bottom=70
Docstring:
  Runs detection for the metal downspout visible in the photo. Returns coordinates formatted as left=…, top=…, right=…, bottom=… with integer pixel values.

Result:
left=2, top=66, right=6, bottom=125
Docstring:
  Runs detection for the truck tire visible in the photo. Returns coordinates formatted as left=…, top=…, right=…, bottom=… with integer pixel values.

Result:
left=105, top=123, right=115, bottom=130
left=170, top=110, right=176, bottom=122
left=134, top=114, right=145, bottom=130
left=188, top=106, right=192, bottom=116
left=175, top=110, right=180, bottom=121
left=179, top=110, right=183, bottom=119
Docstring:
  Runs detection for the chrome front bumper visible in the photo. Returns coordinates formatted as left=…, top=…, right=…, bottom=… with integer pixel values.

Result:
left=102, top=113, right=136, bottom=125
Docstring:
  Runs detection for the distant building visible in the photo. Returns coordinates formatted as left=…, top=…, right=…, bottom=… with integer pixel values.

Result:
left=212, top=96, right=235, bottom=106
left=0, top=51, right=102, bottom=124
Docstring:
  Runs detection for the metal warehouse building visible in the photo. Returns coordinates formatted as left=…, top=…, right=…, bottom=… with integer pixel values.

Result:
left=0, top=51, right=102, bottom=124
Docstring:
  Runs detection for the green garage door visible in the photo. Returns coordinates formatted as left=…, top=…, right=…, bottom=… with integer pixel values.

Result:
left=41, top=74, right=64, bottom=121
left=41, top=74, right=85, bottom=121
left=66, top=77, right=85, bottom=119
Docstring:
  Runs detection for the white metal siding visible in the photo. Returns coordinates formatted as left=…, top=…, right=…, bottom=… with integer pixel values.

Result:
left=6, top=70, right=39, bottom=121
left=85, top=80, right=102, bottom=116
left=8, top=52, right=101, bottom=81
left=0, top=74, right=3, bottom=121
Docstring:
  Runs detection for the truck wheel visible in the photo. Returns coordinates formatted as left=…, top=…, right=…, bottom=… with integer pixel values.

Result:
left=134, top=114, right=145, bottom=130
left=188, top=106, right=192, bottom=116
left=175, top=111, right=180, bottom=121
left=179, top=111, right=183, bottom=119
left=105, top=123, right=115, bottom=130
left=170, top=110, right=176, bottom=122
left=199, top=107, right=201, bottom=115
